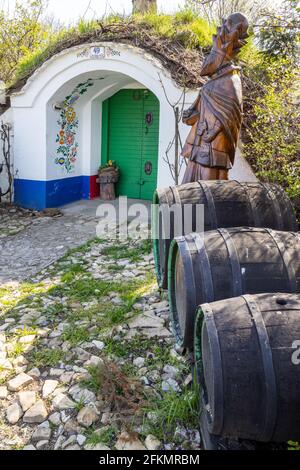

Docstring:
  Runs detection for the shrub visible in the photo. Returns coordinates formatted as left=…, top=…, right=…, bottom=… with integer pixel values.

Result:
left=243, top=57, right=300, bottom=219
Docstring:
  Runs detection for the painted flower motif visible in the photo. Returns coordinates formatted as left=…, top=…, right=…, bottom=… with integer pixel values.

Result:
left=66, top=107, right=76, bottom=123
left=55, top=79, right=95, bottom=173
left=59, top=130, right=65, bottom=144
left=66, top=132, right=75, bottom=146
left=56, top=157, right=65, bottom=166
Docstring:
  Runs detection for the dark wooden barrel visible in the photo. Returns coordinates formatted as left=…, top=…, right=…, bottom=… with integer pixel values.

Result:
left=168, top=228, right=300, bottom=348
left=152, top=181, right=297, bottom=289
left=194, top=293, right=300, bottom=442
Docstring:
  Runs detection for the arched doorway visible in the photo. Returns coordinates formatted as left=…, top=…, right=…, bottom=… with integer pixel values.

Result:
left=101, top=88, right=160, bottom=200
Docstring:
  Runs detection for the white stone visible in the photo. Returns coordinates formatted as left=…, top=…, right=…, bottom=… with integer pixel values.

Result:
left=76, top=406, right=99, bottom=428
left=60, top=372, right=74, bottom=383
left=145, top=434, right=161, bottom=450
left=77, top=434, right=86, bottom=446
left=27, top=367, right=41, bottom=378
left=36, top=440, right=49, bottom=450
left=161, top=378, right=180, bottom=392
left=7, top=372, right=33, bottom=392
left=83, top=356, right=103, bottom=368
left=6, top=402, right=23, bottom=424
left=133, top=357, right=145, bottom=368
left=49, top=368, right=64, bottom=377
left=32, top=422, right=51, bottom=442
left=0, top=358, right=13, bottom=370
left=52, top=393, right=76, bottom=410
left=0, top=386, right=8, bottom=399
left=116, top=431, right=146, bottom=451
left=84, top=443, right=110, bottom=450
left=23, top=445, right=36, bottom=450
left=13, top=355, right=29, bottom=367
left=69, top=385, right=96, bottom=404
left=19, top=334, right=36, bottom=344
left=62, top=435, right=77, bottom=449
left=49, top=412, right=61, bottom=426
left=163, top=365, right=180, bottom=379
left=92, top=340, right=105, bottom=351
left=54, top=435, right=65, bottom=450
left=42, top=380, right=58, bottom=398
left=17, top=391, right=36, bottom=412
left=23, top=400, right=48, bottom=423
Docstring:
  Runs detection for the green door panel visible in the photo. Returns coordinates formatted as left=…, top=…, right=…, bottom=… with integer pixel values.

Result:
left=141, top=90, right=160, bottom=200
left=101, top=89, right=159, bottom=200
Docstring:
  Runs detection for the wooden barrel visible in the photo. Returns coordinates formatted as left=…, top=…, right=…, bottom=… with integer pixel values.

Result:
left=168, top=228, right=300, bottom=348
left=194, top=293, right=300, bottom=442
left=152, top=181, right=297, bottom=289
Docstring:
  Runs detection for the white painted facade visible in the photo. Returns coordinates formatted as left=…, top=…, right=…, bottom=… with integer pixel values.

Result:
left=0, top=42, right=256, bottom=209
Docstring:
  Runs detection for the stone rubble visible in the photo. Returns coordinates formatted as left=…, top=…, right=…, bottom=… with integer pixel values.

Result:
left=0, top=220, right=200, bottom=451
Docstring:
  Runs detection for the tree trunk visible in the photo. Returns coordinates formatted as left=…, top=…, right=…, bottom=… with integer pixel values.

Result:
left=132, top=0, right=157, bottom=14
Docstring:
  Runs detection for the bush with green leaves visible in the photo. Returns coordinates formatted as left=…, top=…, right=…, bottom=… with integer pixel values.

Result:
left=243, top=56, right=300, bottom=218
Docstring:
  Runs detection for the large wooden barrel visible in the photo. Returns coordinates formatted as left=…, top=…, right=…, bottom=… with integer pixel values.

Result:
left=194, top=293, right=300, bottom=442
left=168, top=228, right=300, bottom=348
left=152, top=181, right=297, bottom=289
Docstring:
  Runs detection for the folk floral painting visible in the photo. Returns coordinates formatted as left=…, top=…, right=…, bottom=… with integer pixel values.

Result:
left=55, top=79, right=95, bottom=173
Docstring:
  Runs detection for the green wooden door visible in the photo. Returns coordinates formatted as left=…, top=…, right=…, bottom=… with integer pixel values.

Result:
left=101, top=89, right=159, bottom=200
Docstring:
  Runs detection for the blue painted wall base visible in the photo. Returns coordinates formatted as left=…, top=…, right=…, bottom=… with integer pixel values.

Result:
left=14, top=176, right=93, bottom=211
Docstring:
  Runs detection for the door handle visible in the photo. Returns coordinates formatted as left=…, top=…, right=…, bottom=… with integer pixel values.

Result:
left=137, top=180, right=145, bottom=185
left=145, top=127, right=149, bottom=135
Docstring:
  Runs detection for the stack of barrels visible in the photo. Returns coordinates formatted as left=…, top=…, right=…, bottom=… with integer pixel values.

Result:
left=152, top=180, right=300, bottom=449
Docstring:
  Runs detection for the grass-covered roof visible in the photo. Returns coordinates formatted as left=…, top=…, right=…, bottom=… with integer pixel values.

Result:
left=7, top=11, right=216, bottom=94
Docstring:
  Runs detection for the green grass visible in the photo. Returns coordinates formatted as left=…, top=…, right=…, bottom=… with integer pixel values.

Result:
left=0, top=282, right=49, bottom=316
left=100, top=239, right=152, bottom=263
left=11, top=9, right=214, bottom=89
left=81, top=365, right=103, bottom=393
left=29, top=348, right=66, bottom=368
left=8, top=342, right=26, bottom=358
left=105, top=335, right=152, bottom=358
left=85, top=426, right=116, bottom=447
left=288, top=441, right=300, bottom=450
left=61, top=325, right=90, bottom=346
left=142, top=383, right=200, bottom=442
left=74, top=397, right=86, bottom=412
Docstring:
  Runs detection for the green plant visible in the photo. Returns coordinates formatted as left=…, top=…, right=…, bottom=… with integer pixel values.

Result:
left=61, top=325, right=90, bottom=346
left=243, top=57, right=300, bottom=218
left=143, top=383, right=200, bottom=441
left=75, top=397, right=86, bottom=412
left=29, top=348, right=66, bottom=367
left=86, top=426, right=116, bottom=447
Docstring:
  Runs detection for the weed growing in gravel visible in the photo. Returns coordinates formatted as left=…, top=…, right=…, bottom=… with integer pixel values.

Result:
left=142, top=383, right=200, bottom=442
left=8, top=342, right=26, bottom=358
left=81, top=365, right=102, bottom=393
left=85, top=426, right=117, bottom=447
left=0, top=282, right=48, bottom=315
left=61, top=325, right=90, bottom=346
left=100, top=239, right=152, bottom=263
left=29, top=348, right=66, bottom=367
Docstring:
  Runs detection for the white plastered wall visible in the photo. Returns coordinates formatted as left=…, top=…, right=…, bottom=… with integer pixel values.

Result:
left=9, top=41, right=256, bottom=193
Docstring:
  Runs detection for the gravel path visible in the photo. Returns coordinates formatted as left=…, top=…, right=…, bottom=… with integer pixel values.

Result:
left=0, top=230, right=200, bottom=451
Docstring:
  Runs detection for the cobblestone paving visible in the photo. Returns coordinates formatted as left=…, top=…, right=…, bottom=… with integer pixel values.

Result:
left=0, top=212, right=98, bottom=284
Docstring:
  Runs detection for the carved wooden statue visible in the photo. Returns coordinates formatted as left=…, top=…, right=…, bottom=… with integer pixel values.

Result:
left=182, top=13, right=249, bottom=182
